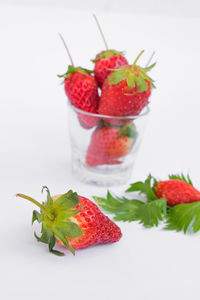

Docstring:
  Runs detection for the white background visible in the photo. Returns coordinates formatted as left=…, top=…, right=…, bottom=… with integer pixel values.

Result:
left=1, top=1, right=200, bottom=299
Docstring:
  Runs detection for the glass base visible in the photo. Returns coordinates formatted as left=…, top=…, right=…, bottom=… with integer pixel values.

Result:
left=71, top=153, right=134, bottom=187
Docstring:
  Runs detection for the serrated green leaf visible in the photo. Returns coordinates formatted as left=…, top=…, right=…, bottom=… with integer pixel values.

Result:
left=42, top=186, right=53, bottom=205
left=94, top=193, right=166, bottom=227
left=126, top=174, right=157, bottom=202
left=168, top=173, right=193, bottom=186
left=54, top=231, right=75, bottom=256
left=56, top=221, right=83, bottom=239
left=54, top=191, right=79, bottom=209
left=108, top=70, right=126, bottom=85
left=165, top=201, right=200, bottom=233
left=32, top=210, right=42, bottom=224
left=134, top=198, right=167, bottom=227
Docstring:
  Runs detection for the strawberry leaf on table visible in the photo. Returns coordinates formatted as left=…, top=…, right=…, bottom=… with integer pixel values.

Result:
left=93, top=192, right=167, bottom=227
left=126, top=174, right=157, bottom=202
left=165, top=201, right=200, bottom=233
left=16, top=187, right=83, bottom=256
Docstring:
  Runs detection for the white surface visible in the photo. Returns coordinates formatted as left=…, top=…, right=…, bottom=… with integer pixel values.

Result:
left=1, top=3, right=200, bottom=300
left=2, top=0, right=200, bottom=17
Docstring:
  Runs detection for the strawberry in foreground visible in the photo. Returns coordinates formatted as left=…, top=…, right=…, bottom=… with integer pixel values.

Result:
left=86, top=122, right=136, bottom=167
left=59, top=65, right=100, bottom=129
left=94, top=173, right=200, bottom=234
left=17, top=187, right=122, bottom=256
left=92, top=14, right=128, bottom=88
left=98, top=50, right=155, bottom=121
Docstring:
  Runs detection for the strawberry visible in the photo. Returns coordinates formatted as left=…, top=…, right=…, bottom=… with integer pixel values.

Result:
left=93, top=50, right=128, bottom=88
left=154, top=176, right=200, bottom=206
left=16, top=187, right=122, bottom=255
left=86, top=122, right=136, bottom=167
left=55, top=195, right=122, bottom=249
left=59, top=66, right=100, bottom=129
left=92, top=15, right=128, bottom=87
left=98, top=50, right=155, bottom=123
left=126, top=173, right=200, bottom=207
left=58, top=34, right=99, bottom=129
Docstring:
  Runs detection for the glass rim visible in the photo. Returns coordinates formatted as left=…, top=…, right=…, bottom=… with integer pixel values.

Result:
left=68, top=103, right=150, bottom=120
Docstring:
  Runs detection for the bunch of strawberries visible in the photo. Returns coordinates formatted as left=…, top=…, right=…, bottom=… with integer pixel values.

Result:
left=59, top=17, right=155, bottom=167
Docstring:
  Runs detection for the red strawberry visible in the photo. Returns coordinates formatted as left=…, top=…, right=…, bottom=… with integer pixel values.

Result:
left=93, top=50, right=128, bottom=88
left=86, top=123, right=136, bottom=167
left=155, top=178, right=200, bottom=206
left=59, top=66, right=100, bottom=129
left=98, top=50, right=155, bottom=124
left=55, top=195, right=122, bottom=249
left=17, top=188, right=122, bottom=255
left=92, top=15, right=128, bottom=87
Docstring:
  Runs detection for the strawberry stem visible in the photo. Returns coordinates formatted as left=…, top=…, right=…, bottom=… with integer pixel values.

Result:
left=133, top=50, right=145, bottom=66
left=58, top=33, right=74, bottom=66
left=16, top=193, right=46, bottom=210
left=145, top=51, right=155, bottom=67
left=93, top=14, right=109, bottom=50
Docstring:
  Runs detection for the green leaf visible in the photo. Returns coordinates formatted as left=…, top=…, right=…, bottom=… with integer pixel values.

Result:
left=32, top=210, right=42, bottom=224
left=118, top=123, right=136, bottom=138
left=42, top=186, right=53, bottom=205
left=47, top=235, right=65, bottom=256
left=34, top=224, right=51, bottom=244
left=54, top=231, right=75, bottom=256
left=81, top=67, right=93, bottom=74
left=165, top=201, right=200, bottom=233
left=143, top=62, right=156, bottom=72
left=67, top=65, right=76, bottom=74
left=108, top=70, right=126, bottom=85
left=56, top=208, right=81, bottom=221
left=135, top=76, right=148, bottom=92
left=48, top=234, right=56, bottom=250
left=126, top=174, right=157, bottom=202
left=93, top=193, right=166, bottom=227
left=56, top=221, right=83, bottom=239
left=134, top=198, right=167, bottom=227
left=126, top=73, right=136, bottom=87
left=168, top=173, right=193, bottom=186
left=54, top=191, right=79, bottom=209
left=50, top=248, right=65, bottom=256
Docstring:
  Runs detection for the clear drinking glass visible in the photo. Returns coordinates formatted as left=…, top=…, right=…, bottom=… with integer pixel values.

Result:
left=67, top=103, right=149, bottom=186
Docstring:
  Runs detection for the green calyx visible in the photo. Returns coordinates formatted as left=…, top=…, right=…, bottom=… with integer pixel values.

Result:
left=118, top=123, right=136, bottom=138
left=100, top=121, right=137, bottom=138
left=16, top=187, right=83, bottom=256
left=108, top=50, right=156, bottom=92
left=58, top=65, right=93, bottom=79
left=92, top=49, right=123, bottom=62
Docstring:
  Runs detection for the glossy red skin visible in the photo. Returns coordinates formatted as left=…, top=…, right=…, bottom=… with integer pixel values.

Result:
left=57, top=196, right=122, bottom=249
left=99, top=78, right=151, bottom=123
left=155, top=180, right=200, bottom=206
left=86, top=126, right=133, bottom=167
left=94, top=54, right=128, bottom=88
left=64, top=72, right=100, bottom=129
